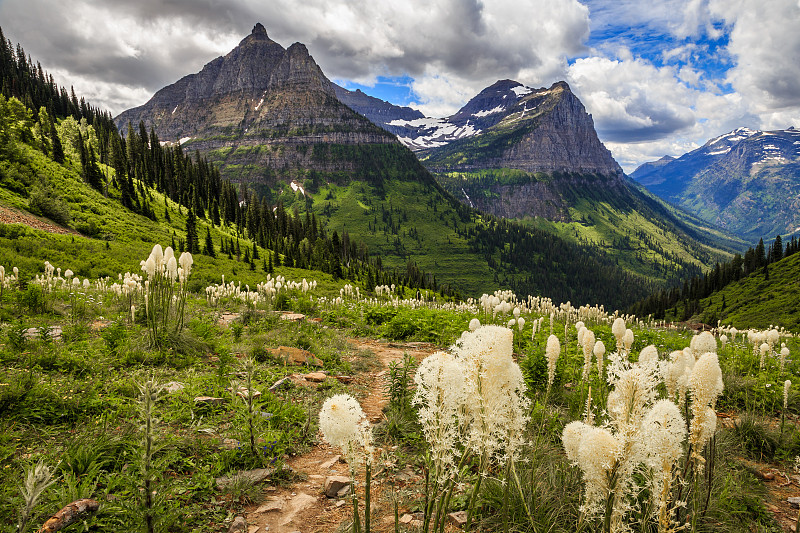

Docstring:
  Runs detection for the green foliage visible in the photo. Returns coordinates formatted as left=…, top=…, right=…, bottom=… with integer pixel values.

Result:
left=27, top=180, right=71, bottom=225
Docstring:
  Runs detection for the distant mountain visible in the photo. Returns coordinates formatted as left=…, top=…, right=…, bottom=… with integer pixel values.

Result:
left=115, top=23, right=395, bottom=186
left=332, top=84, right=424, bottom=137
left=631, top=127, right=800, bottom=240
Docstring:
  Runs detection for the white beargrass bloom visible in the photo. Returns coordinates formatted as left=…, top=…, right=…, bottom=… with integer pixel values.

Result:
left=612, top=317, right=626, bottom=352
left=469, top=318, right=481, bottom=331
left=638, top=345, right=659, bottom=367
left=413, top=351, right=467, bottom=483
left=319, top=394, right=373, bottom=469
left=562, top=420, right=592, bottom=464
left=546, top=334, right=561, bottom=390
left=513, top=307, right=520, bottom=319
left=594, top=340, right=606, bottom=375
left=82, top=278, right=90, bottom=289
left=64, top=269, right=73, bottom=278
left=688, top=353, right=723, bottom=461
left=581, top=329, right=596, bottom=381
left=179, top=252, right=193, bottom=279
left=785, top=380, right=792, bottom=412
left=165, top=257, right=178, bottom=282
left=517, top=316, right=525, bottom=332
left=508, top=318, right=516, bottom=328
left=143, top=257, right=156, bottom=278
left=453, top=325, right=530, bottom=461
left=719, top=334, right=728, bottom=350
left=780, top=346, right=790, bottom=373
left=641, top=400, right=687, bottom=527
left=576, top=426, right=620, bottom=515
left=690, top=331, right=717, bottom=357
left=759, top=342, right=770, bottom=370
left=623, top=329, right=634, bottom=354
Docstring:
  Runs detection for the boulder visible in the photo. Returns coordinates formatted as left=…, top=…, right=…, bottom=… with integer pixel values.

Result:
left=324, top=476, right=350, bottom=498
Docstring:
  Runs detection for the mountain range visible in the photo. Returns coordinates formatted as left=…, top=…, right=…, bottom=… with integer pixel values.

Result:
left=113, top=23, right=743, bottom=306
left=632, top=127, right=800, bottom=240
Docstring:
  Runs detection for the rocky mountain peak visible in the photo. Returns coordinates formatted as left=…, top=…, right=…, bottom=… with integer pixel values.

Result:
left=252, top=22, right=267, bottom=35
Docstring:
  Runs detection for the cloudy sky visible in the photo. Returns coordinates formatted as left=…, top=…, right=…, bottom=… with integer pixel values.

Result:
left=2, top=0, right=799, bottom=171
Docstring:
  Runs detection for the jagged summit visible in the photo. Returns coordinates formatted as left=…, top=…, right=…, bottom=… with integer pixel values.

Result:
left=115, top=24, right=394, bottom=184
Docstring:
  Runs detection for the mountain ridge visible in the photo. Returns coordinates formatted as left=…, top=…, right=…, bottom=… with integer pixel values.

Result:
left=631, top=127, right=800, bottom=240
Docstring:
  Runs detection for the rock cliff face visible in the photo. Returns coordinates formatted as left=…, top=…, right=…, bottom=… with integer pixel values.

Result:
left=421, top=82, right=622, bottom=177
left=333, top=84, right=424, bottom=137
left=115, top=23, right=395, bottom=184
left=631, top=127, right=800, bottom=239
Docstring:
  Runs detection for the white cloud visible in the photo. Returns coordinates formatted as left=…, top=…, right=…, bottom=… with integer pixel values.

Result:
left=710, top=0, right=800, bottom=127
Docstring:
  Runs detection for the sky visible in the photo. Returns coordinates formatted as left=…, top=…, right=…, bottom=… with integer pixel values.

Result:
left=2, top=0, right=799, bottom=172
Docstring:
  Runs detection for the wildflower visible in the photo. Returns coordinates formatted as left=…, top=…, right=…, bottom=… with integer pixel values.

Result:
left=469, top=318, right=481, bottom=331
left=688, top=353, right=723, bottom=462
left=413, top=351, right=466, bottom=483
left=641, top=400, right=686, bottom=528
left=575, top=426, right=620, bottom=515
left=581, top=329, right=596, bottom=381
left=562, top=420, right=592, bottom=464
left=785, top=380, right=792, bottom=412
left=622, top=329, right=634, bottom=355
left=319, top=394, right=373, bottom=468
left=546, top=334, right=560, bottom=391
left=780, top=346, right=790, bottom=373
left=594, top=340, right=605, bottom=375
left=638, top=345, right=658, bottom=367
left=517, top=316, right=525, bottom=332
left=690, top=331, right=717, bottom=357
left=719, top=334, right=728, bottom=350
left=612, top=317, right=626, bottom=351
left=453, top=325, right=530, bottom=460
left=759, top=342, right=770, bottom=370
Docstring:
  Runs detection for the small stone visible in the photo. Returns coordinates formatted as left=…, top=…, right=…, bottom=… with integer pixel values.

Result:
left=335, top=500, right=346, bottom=507
left=228, top=516, right=247, bottom=533
left=336, top=485, right=350, bottom=498
left=163, top=381, right=185, bottom=394
left=256, top=499, right=284, bottom=513
left=789, top=496, right=800, bottom=509
left=280, top=313, right=306, bottom=321
left=248, top=527, right=260, bottom=533
left=334, top=375, right=352, bottom=383
left=268, top=377, right=292, bottom=392
left=399, top=514, right=414, bottom=524
left=304, top=372, right=327, bottom=383
left=324, top=476, right=350, bottom=498
left=448, top=511, right=468, bottom=527
left=194, top=396, right=226, bottom=406
left=319, top=455, right=340, bottom=469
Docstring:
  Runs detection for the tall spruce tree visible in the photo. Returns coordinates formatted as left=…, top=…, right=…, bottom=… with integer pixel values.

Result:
left=204, top=226, right=215, bottom=257
left=185, top=208, right=199, bottom=254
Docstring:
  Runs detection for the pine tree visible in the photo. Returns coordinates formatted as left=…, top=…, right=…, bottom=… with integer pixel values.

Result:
left=49, top=115, right=63, bottom=163
left=204, top=227, right=215, bottom=257
left=268, top=253, right=274, bottom=274
left=252, top=242, right=258, bottom=260
left=185, top=208, right=199, bottom=254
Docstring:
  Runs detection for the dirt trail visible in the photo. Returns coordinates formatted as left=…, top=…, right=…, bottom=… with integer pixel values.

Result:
left=243, top=338, right=436, bottom=533
left=0, top=203, right=80, bottom=235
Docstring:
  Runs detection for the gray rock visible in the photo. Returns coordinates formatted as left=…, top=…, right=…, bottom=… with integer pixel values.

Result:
left=324, top=476, right=350, bottom=498
left=194, top=396, right=226, bottom=406
left=789, top=496, right=800, bottom=508
left=228, top=516, right=247, bottom=532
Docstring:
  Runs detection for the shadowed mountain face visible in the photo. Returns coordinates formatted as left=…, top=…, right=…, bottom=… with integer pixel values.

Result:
left=115, top=23, right=397, bottom=185
left=632, top=127, right=800, bottom=240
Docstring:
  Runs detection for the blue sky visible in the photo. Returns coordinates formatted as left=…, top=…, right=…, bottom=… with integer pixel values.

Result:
left=1, top=0, right=798, bottom=171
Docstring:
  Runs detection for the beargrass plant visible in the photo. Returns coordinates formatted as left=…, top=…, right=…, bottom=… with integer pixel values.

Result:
left=16, top=461, right=55, bottom=533
left=140, top=245, right=193, bottom=347
left=319, top=394, right=374, bottom=533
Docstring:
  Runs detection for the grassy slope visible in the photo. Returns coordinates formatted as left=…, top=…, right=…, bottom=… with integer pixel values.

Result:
left=309, top=180, right=496, bottom=295
left=0, top=145, right=345, bottom=297
left=670, top=251, right=800, bottom=330
left=434, top=169, right=743, bottom=285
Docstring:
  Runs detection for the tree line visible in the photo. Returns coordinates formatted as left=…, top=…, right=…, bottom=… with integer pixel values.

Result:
left=629, top=234, right=800, bottom=320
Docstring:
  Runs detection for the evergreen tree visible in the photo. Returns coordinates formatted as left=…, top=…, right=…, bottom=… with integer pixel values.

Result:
left=49, top=115, right=63, bottom=163
left=252, top=242, right=258, bottom=260
left=204, top=227, right=215, bottom=257
left=185, top=208, right=199, bottom=254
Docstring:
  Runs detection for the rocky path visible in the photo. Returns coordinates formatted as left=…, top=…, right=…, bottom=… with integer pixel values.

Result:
left=242, top=338, right=436, bottom=533
left=0, top=203, right=79, bottom=235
